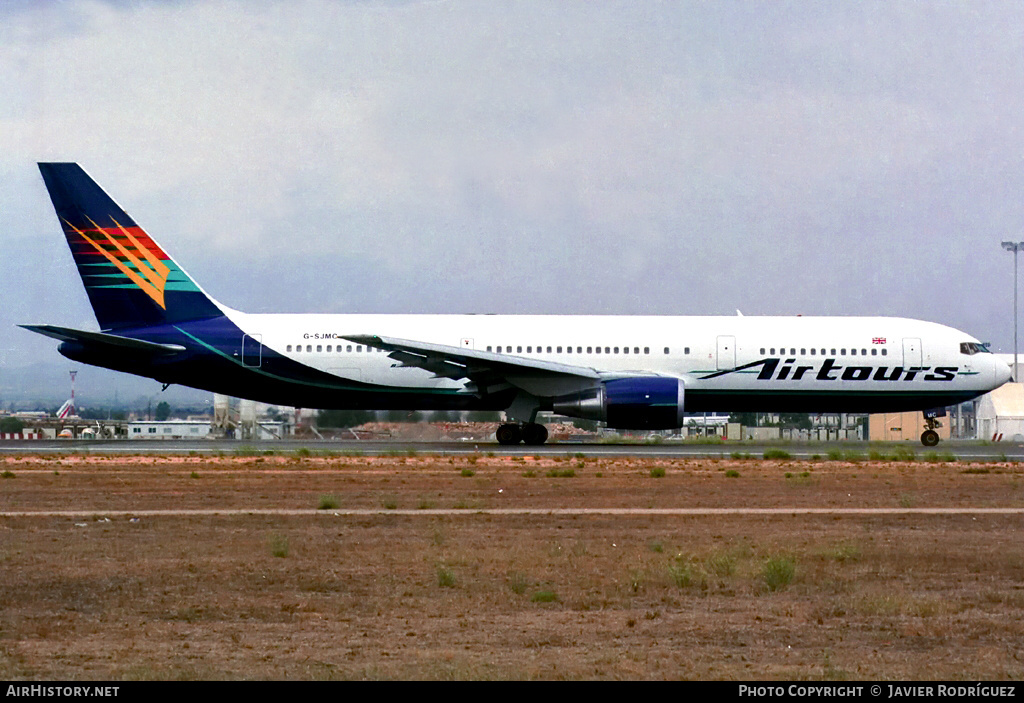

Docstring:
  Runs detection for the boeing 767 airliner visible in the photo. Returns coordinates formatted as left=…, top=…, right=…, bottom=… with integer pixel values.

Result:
left=21, top=163, right=1011, bottom=446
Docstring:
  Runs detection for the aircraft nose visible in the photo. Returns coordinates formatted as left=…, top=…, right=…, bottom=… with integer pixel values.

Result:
left=995, top=357, right=1013, bottom=386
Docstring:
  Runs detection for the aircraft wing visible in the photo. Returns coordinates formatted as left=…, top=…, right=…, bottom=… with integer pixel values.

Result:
left=343, top=334, right=603, bottom=397
left=20, top=324, right=186, bottom=355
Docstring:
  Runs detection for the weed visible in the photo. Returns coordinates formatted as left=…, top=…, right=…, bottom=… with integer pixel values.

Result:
left=530, top=590, right=558, bottom=603
left=650, top=467, right=666, bottom=478
left=705, top=551, right=736, bottom=577
left=667, top=560, right=703, bottom=589
left=381, top=497, right=398, bottom=510
left=763, top=449, right=791, bottom=460
left=416, top=498, right=435, bottom=510
left=460, top=468, right=475, bottom=477
left=521, top=470, right=536, bottom=478
left=268, top=534, right=289, bottom=558
left=189, top=471, right=200, bottom=479
left=317, top=494, right=340, bottom=510
left=547, top=469, right=575, bottom=478
left=436, top=565, right=456, bottom=588
left=507, top=571, right=530, bottom=595
left=762, top=556, right=796, bottom=591
left=725, top=469, right=740, bottom=478
left=731, top=451, right=752, bottom=459
left=1, top=471, right=15, bottom=479
left=898, top=493, right=916, bottom=508
left=648, top=540, right=664, bottom=553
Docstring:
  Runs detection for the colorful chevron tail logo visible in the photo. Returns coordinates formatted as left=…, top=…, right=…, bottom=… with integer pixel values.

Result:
left=63, top=216, right=170, bottom=309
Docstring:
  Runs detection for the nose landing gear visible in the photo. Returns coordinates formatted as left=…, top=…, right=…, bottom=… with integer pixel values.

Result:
left=921, top=408, right=945, bottom=447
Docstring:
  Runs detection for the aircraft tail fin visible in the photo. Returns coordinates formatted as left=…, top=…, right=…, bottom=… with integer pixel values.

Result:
left=37, top=163, right=222, bottom=331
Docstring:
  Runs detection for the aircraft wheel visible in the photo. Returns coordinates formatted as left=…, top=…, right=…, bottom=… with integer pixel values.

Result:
left=921, top=430, right=940, bottom=447
left=496, top=423, right=522, bottom=445
left=521, top=423, right=549, bottom=446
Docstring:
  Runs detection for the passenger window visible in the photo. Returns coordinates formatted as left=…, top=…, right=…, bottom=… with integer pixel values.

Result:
left=800, top=348, right=805, bottom=355
left=357, top=346, right=363, bottom=352
left=882, top=349, right=887, bottom=356
left=527, top=346, right=532, bottom=353
left=326, top=345, right=332, bottom=352
left=871, top=348, right=877, bottom=356
left=306, top=345, right=312, bottom=352
left=644, top=347, right=650, bottom=354
left=587, top=347, right=593, bottom=353
left=605, top=347, right=610, bottom=354
left=850, top=349, right=856, bottom=356
left=317, top=345, right=322, bottom=352
left=486, top=346, right=492, bottom=352
left=507, top=346, right=512, bottom=353
left=685, top=347, right=690, bottom=354
left=517, top=346, right=522, bottom=353
left=770, top=348, right=775, bottom=355
left=760, top=348, right=765, bottom=354
left=633, top=347, right=639, bottom=354
left=840, top=349, right=846, bottom=355
left=557, top=346, right=562, bottom=353
left=596, top=347, right=602, bottom=354
left=287, top=345, right=292, bottom=352
left=623, top=347, right=629, bottom=355
left=810, top=349, right=816, bottom=355
left=614, top=347, right=619, bottom=354
left=664, top=347, right=669, bottom=354
left=547, top=346, right=552, bottom=353
left=830, top=349, right=836, bottom=355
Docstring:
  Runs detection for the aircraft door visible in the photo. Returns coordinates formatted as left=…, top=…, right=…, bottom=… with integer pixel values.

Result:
left=903, top=338, right=922, bottom=368
left=716, top=335, right=736, bottom=371
left=242, top=334, right=263, bottom=368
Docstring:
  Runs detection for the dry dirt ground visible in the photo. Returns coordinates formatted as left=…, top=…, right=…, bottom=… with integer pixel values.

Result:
left=2, top=451, right=1024, bottom=680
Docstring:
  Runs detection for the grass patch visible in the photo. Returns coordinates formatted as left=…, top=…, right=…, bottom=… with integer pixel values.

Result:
left=724, top=469, right=740, bottom=478
left=460, top=468, right=475, bottom=477
left=436, top=565, right=456, bottom=588
left=546, top=469, right=575, bottom=478
left=507, top=571, right=530, bottom=595
left=762, top=556, right=796, bottom=592
left=530, top=590, right=558, bottom=603
left=650, top=467, right=666, bottom=478
left=317, top=494, right=340, bottom=510
left=1, top=470, right=15, bottom=479
left=268, top=534, right=289, bottom=558
left=763, top=449, right=791, bottom=460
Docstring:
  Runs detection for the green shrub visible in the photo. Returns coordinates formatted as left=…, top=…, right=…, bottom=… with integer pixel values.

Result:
left=763, top=449, right=791, bottom=460
left=317, top=494, right=340, bottom=510
left=762, top=557, right=796, bottom=591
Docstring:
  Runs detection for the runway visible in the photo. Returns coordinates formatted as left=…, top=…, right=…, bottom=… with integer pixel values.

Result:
left=2, top=437, right=1024, bottom=460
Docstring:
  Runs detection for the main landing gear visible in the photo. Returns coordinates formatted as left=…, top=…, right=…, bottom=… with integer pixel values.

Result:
left=496, top=422, right=549, bottom=446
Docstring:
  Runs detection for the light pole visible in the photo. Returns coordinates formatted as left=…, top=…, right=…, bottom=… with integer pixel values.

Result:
left=1002, top=241, right=1024, bottom=380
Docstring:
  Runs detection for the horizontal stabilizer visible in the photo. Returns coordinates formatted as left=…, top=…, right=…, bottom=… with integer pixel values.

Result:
left=19, top=324, right=186, bottom=355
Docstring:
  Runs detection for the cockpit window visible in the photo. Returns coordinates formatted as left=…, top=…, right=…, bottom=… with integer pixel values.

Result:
left=960, top=342, right=991, bottom=355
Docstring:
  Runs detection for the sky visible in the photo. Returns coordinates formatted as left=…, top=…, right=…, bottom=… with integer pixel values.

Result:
left=2, top=0, right=1023, bottom=404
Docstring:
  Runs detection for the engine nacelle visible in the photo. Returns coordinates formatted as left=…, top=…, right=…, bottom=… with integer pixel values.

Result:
left=552, top=377, right=685, bottom=430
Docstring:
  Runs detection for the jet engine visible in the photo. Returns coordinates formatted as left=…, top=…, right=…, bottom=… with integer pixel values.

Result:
left=552, top=377, right=685, bottom=430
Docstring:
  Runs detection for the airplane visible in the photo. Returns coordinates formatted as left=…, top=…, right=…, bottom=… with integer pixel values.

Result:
left=21, top=163, right=1011, bottom=447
